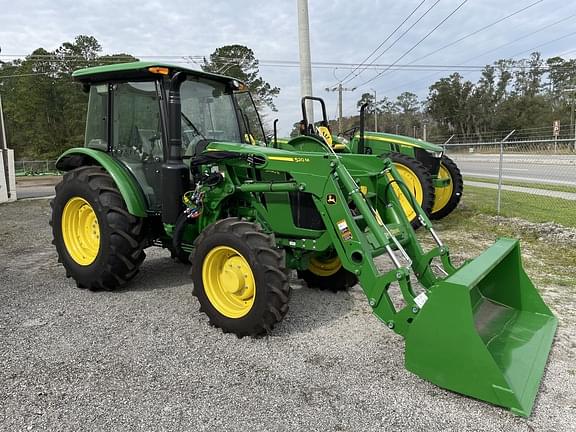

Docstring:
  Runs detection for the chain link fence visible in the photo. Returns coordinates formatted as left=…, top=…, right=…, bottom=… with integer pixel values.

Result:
left=15, top=160, right=59, bottom=176
left=443, top=138, right=576, bottom=227
left=13, top=147, right=576, bottom=227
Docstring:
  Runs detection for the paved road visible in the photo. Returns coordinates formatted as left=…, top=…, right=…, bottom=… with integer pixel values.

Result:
left=449, top=154, right=576, bottom=186
left=16, top=185, right=56, bottom=199
left=15, top=176, right=59, bottom=200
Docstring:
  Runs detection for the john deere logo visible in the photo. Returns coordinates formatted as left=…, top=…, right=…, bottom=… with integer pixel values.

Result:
left=327, top=194, right=337, bottom=205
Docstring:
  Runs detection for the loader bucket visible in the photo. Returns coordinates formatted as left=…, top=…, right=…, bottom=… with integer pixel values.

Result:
left=404, top=238, right=557, bottom=416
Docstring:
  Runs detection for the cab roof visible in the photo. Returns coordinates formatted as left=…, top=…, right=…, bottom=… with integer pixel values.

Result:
left=72, top=61, right=242, bottom=85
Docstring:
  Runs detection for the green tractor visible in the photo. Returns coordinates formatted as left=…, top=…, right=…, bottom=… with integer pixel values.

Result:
left=291, top=99, right=463, bottom=227
left=51, top=62, right=556, bottom=416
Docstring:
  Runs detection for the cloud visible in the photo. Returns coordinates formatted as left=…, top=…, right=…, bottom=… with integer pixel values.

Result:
left=1, top=0, right=574, bottom=134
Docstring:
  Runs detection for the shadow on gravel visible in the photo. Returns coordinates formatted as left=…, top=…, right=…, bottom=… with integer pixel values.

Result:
left=279, top=280, right=355, bottom=335
left=116, top=255, right=192, bottom=293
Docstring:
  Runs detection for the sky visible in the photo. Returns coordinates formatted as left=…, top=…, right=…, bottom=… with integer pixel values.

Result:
left=1, top=0, right=576, bottom=136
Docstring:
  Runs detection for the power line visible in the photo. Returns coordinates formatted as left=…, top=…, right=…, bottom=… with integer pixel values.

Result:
left=355, top=0, right=469, bottom=89
left=342, top=0, right=442, bottom=85
left=405, top=0, right=544, bottom=65
left=8, top=52, right=576, bottom=72
left=462, top=12, right=576, bottom=63
left=509, top=29, right=576, bottom=58
left=378, top=12, right=576, bottom=95
left=337, top=0, right=429, bottom=84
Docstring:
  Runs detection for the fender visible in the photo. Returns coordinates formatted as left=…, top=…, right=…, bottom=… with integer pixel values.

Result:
left=56, top=148, right=148, bottom=217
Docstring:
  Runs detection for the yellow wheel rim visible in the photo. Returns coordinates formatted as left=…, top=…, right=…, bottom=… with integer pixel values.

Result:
left=202, top=246, right=256, bottom=318
left=432, top=163, right=454, bottom=214
left=308, top=256, right=342, bottom=277
left=390, top=164, right=424, bottom=222
left=61, top=197, right=100, bottom=266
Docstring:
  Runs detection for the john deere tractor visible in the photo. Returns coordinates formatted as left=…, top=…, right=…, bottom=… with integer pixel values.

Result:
left=291, top=99, right=463, bottom=227
left=51, top=62, right=556, bottom=416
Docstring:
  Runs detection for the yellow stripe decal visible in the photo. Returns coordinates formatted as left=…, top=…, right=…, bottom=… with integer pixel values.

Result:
left=360, top=135, right=422, bottom=148
left=268, top=156, right=295, bottom=162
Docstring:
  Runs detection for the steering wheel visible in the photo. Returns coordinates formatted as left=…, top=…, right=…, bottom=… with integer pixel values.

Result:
left=182, top=130, right=204, bottom=158
left=339, top=126, right=359, bottom=140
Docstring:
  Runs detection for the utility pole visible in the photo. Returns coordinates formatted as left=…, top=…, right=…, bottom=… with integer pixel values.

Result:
left=297, top=0, right=314, bottom=123
left=325, top=83, right=356, bottom=133
left=423, top=121, right=428, bottom=141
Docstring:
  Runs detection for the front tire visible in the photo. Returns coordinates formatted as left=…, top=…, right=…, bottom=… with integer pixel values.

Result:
left=50, top=166, right=146, bottom=290
left=191, top=218, right=291, bottom=337
left=430, top=155, right=463, bottom=220
left=387, top=153, right=435, bottom=229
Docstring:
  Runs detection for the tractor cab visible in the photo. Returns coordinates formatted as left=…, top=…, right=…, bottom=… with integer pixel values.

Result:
left=71, top=62, right=264, bottom=212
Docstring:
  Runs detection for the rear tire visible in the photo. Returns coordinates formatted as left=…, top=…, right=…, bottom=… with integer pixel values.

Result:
left=430, top=155, right=463, bottom=220
left=298, top=255, right=357, bottom=292
left=387, top=153, right=435, bottom=229
left=191, top=218, right=291, bottom=337
left=50, top=166, right=146, bottom=290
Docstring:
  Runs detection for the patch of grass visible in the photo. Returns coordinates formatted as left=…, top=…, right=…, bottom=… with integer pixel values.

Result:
left=461, top=185, right=576, bottom=228
left=464, top=176, right=576, bottom=194
left=427, top=206, right=576, bottom=290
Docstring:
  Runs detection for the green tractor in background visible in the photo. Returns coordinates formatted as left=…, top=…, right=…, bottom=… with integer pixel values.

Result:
left=50, top=62, right=556, bottom=417
left=290, top=99, right=463, bottom=227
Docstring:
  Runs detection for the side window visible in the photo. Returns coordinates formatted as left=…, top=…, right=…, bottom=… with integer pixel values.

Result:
left=235, top=91, right=266, bottom=145
left=112, top=81, right=162, bottom=161
left=112, top=81, right=163, bottom=210
left=85, top=84, right=109, bottom=150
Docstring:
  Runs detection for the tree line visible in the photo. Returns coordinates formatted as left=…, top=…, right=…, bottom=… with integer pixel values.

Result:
left=0, top=36, right=278, bottom=159
left=327, top=52, right=576, bottom=143
left=3, top=37, right=575, bottom=159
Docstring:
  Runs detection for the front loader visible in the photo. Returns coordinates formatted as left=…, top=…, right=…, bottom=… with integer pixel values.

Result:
left=51, top=62, right=556, bottom=417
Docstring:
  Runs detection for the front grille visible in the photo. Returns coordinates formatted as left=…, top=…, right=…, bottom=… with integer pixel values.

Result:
left=414, top=148, right=441, bottom=175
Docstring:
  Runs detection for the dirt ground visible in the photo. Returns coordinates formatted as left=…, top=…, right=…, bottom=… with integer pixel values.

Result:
left=0, top=198, right=574, bottom=431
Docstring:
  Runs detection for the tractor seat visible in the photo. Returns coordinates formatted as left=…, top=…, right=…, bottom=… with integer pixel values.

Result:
left=316, top=126, right=348, bottom=152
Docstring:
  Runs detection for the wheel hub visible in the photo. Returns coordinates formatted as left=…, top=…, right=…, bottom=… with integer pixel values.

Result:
left=432, top=163, right=454, bottom=214
left=202, top=246, right=256, bottom=318
left=61, top=197, right=100, bottom=266
left=308, top=256, right=342, bottom=277
left=389, top=164, right=424, bottom=222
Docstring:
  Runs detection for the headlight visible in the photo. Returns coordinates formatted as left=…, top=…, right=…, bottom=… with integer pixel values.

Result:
left=432, top=151, right=443, bottom=158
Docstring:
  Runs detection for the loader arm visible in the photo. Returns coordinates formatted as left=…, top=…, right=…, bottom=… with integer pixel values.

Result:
left=199, top=142, right=455, bottom=335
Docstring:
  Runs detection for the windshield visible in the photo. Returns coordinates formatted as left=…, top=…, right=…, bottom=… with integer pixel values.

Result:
left=180, top=79, right=241, bottom=145
left=234, top=91, right=267, bottom=145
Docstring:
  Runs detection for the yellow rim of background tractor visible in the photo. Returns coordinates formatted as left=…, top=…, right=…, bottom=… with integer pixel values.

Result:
left=202, top=246, right=256, bottom=318
left=61, top=197, right=100, bottom=266
left=308, top=256, right=342, bottom=277
left=390, top=164, right=424, bottom=222
left=432, top=163, right=454, bottom=214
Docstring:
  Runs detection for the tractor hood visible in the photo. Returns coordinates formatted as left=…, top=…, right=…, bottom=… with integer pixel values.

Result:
left=362, top=132, right=443, bottom=153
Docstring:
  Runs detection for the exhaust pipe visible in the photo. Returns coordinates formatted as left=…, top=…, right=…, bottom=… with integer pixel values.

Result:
left=162, top=71, right=190, bottom=225
left=358, top=102, right=369, bottom=154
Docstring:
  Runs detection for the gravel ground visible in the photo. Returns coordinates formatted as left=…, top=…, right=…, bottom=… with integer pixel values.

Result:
left=0, top=199, right=574, bottom=431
